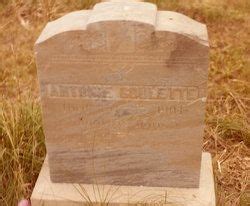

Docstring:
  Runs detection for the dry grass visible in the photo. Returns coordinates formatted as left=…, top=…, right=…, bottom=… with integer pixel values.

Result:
left=0, top=0, right=249, bottom=205
left=0, top=99, right=45, bottom=205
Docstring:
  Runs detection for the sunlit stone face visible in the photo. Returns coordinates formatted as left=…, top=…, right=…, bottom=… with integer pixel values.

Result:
left=35, top=0, right=209, bottom=187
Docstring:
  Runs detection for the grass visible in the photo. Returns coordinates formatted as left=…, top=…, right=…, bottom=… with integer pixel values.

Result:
left=0, top=98, right=46, bottom=206
left=0, top=0, right=249, bottom=205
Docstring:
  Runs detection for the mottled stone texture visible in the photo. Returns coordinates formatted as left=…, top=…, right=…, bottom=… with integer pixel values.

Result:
left=35, top=0, right=209, bottom=187
left=31, top=153, right=216, bottom=206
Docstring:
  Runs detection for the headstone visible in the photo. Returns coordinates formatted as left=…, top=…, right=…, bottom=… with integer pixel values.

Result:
left=35, top=0, right=209, bottom=188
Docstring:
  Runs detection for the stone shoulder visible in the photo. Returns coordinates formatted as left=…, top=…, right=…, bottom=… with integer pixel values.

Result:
left=156, top=11, right=208, bottom=46
left=35, top=10, right=90, bottom=44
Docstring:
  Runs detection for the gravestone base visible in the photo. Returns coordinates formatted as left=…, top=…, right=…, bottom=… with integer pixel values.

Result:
left=31, top=152, right=215, bottom=206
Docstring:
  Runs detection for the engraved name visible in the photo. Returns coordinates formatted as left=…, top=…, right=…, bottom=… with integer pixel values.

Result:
left=41, top=84, right=205, bottom=101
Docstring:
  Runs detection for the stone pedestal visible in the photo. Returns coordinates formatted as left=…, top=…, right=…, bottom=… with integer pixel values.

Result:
left=31, top=152, right=215, bottom=206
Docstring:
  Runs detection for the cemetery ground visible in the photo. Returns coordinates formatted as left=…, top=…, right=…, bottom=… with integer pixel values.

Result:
left=0, top=0, right=249, bottom=206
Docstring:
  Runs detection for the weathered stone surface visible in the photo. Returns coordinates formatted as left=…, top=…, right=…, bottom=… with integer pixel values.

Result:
left=31, top=153, right=216, bottom=206
left=35, top=0, right=209, bottom=187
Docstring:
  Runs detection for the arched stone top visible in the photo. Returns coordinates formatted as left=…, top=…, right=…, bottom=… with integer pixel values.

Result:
left=35, top=1, right=208, bottom=46
left=88, top=1, right=157, bottom=27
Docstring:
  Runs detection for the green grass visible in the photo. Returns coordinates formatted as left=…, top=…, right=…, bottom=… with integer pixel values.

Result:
left=0, top=0, right=249, bottom=205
